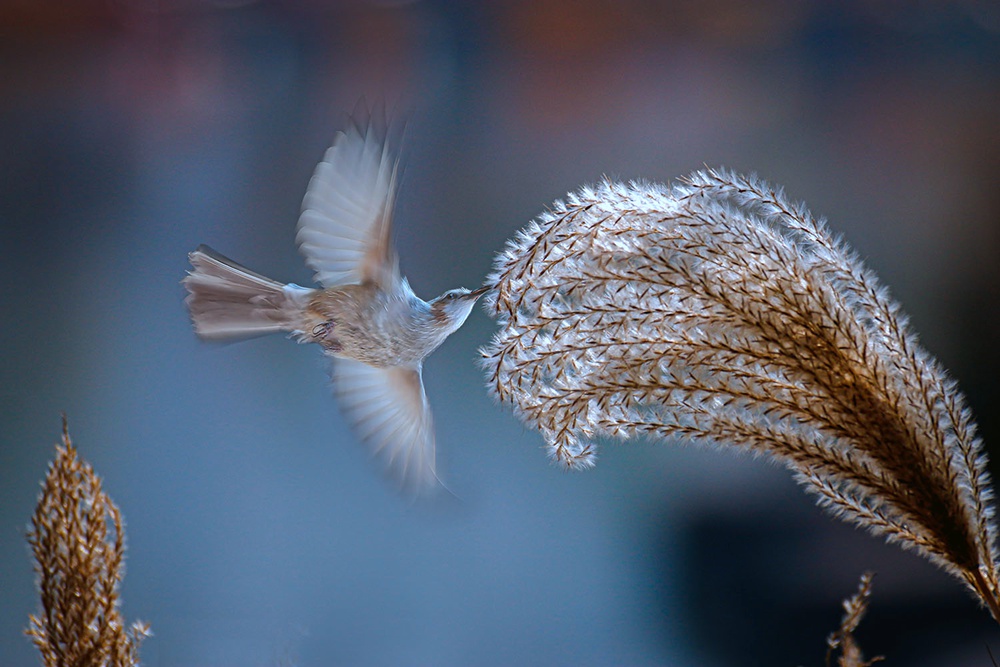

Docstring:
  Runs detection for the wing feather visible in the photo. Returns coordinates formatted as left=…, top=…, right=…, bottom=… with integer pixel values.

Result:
left=296, top=100, right=400, bottom=289
left=331, top=358, right=439, bottom=494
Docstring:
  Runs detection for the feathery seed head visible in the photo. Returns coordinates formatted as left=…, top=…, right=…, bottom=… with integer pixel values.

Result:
left=481, top=169, right=1000, bottom=619
left=26, top=421, right=149, bottom=666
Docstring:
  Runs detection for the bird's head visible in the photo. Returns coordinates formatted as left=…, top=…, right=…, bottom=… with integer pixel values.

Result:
left=430, top=285, right=490, bottom=333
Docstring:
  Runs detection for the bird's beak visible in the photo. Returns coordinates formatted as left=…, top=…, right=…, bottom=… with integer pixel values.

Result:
left=468, top=285, right=491, bottom=300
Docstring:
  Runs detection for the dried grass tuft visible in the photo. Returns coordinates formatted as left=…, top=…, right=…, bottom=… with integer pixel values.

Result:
left=26, top=418, right=150, bottom=667
left=826, top=572, right=881, bottom=667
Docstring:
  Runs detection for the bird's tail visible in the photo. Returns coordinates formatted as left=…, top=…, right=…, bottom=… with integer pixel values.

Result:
left=184, top=245, right=313, bottom=340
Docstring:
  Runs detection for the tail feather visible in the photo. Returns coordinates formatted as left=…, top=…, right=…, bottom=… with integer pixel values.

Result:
left=184, top=245, right=312, bottom=340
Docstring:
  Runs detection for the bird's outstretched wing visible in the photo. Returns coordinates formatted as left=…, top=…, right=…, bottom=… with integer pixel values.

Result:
left=331, top=358, right=439, bottom=494
left=296, top=100, right=400, bottom=290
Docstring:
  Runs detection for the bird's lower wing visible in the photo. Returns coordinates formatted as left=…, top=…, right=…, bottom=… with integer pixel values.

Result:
left=330, top=358, right=439, bottom=494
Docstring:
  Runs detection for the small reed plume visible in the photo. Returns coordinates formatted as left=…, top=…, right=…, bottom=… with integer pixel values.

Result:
left=481, top=169, right=1000, bottom=621
left=26, top=419, right=150, bottom=667
left=826, top=572, right=880, bottom=667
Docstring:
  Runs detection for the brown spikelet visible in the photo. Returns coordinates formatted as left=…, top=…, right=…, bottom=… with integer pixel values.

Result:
left=826, top=572, right=882, bottom=667
left=26, top=418, right=150, bottom=667
left=481, top=170, right=1000, bottom=622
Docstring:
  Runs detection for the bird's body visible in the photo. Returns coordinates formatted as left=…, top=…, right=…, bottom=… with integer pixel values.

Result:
left=184, top=103, right=484, bottom=493
left=302, top=280, right=461, bottom=369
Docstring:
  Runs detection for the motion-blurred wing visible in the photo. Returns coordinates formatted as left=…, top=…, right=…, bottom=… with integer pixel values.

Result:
left=331, top=358, right=439, bottom=494
left=296, top=100, right=400, bottom=289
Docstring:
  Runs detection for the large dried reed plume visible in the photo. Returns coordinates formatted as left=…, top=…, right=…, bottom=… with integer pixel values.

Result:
left=481, top=169, right=1000, bottom=621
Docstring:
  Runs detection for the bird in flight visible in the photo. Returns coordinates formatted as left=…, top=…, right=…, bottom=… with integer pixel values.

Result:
left=184, top=102, right=486, bottom=494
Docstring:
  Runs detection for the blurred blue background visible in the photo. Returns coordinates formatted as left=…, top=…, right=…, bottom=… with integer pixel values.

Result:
left=2, top=1, right=999, bottom=665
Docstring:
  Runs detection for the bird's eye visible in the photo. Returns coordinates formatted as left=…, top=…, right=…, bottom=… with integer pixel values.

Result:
left=446, top=293, right=456, bottom=300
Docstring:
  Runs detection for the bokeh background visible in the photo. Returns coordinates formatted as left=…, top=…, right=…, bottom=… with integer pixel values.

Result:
left=2, top=1, right=1000, bottom=665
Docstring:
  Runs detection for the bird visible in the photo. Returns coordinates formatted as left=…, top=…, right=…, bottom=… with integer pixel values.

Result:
left=183, top=102, right=487, bottom=494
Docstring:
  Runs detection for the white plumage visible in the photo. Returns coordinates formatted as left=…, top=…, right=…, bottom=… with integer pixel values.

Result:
left=184, top=101, right=486, bottom=494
